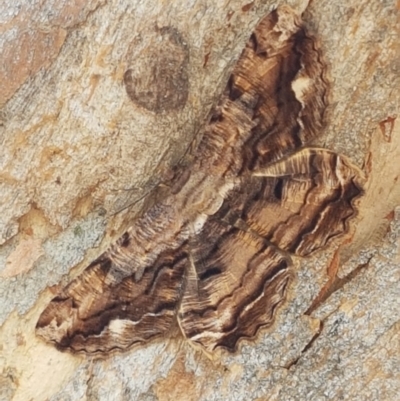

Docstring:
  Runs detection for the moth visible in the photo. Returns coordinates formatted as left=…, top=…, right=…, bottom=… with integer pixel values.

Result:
left=36, top=6, right=363, bottom=355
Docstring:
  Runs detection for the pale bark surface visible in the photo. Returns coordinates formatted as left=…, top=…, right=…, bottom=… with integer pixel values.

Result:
left=0, top=1, right=399, bottom=401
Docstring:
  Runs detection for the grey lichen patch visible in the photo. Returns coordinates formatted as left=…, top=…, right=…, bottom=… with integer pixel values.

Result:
left=275, top=209, right=400, bottom=401
left=86, top=344, right=179, bottom=400
left=124, top=26, right=189, bottom=113
left=0, top=211, right=106, bottom=325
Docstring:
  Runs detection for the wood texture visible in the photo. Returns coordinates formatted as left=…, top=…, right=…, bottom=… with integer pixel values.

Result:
left=36, top=6, right=362, bottom=355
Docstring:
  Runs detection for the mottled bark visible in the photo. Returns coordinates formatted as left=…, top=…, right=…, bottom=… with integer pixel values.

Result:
left=0, top=1, right=399, bottom=401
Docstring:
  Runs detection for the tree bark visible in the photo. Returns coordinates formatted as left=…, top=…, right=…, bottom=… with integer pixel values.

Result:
left=0, top=1, right=399, bottom=400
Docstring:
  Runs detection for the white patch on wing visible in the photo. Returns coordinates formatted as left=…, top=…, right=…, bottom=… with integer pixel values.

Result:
left=108, top=319, right=135, bottom=335
left=193, top=214, right=207, bottom=234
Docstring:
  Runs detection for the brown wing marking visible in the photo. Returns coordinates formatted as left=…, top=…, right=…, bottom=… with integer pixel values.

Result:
left=239, top=17, right=327, bottom=171
left=233, top=6, right=328, bottom=172
left=178, top=218, right=292, bottom=353
left=225, top=148, right=363, bottom=256
left=193, top=6, right=328, bottom=177
left=36, top=243, right=187, bottom=354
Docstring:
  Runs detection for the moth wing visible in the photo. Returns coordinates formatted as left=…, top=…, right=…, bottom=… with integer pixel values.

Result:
left=233, top=7, right=328, bottom=171
left=36, top=242, right=187, bottom=354
left=178, top=148, right=362, bottom=353
left=178, top=217, right=292, bottom=353
left=196, top=7, right=328, bottom=176
left=236, top=148, right=363, bottom=256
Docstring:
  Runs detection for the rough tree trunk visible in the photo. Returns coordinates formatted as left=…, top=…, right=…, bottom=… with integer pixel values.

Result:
left=0, top=1, right=399, bottom=400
